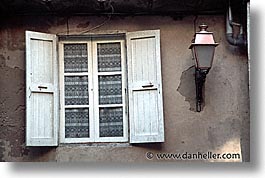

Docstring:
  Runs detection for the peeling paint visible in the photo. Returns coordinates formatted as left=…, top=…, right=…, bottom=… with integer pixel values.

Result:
left=4, top=50, right=25, bottom=70
left=0, top=140, right=11, bottom=161
left=177, top=65, right=200, bottom=112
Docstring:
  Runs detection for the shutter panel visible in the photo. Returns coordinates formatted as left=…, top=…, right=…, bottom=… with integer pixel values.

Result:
left=26, top=31, right=58, bottom=146
left=126, top=30, right=164, bottom=143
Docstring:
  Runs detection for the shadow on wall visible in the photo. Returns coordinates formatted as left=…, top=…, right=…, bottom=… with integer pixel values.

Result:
left=177, top=65, right=205, bottom=112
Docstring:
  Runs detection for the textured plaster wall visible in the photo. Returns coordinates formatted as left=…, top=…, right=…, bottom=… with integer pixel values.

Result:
left=0, top=15, right=249, bottom=162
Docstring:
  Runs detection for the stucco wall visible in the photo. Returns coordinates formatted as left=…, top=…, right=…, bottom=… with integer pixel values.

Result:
left=0, top=15, right=249, bottom=162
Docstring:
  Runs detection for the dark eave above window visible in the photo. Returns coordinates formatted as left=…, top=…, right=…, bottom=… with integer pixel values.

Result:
left=0, top=0, right=246, bottom=17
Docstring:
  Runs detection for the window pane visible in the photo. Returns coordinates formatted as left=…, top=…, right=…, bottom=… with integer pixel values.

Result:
left=194, top=45, right=215, bottom=68
left=98, top=75, right=122, bottom=104
left=99, top=107, right=123, bottom=137
left=64, top=44, right=88, bottom=73
left=65, top=108, right=89, bottom=138
left=97, top=43, right=121, bottom=72
left=65, top=76, right=89, bottom=105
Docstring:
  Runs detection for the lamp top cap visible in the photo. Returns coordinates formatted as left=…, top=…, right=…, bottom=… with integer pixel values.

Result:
left=189, top=23, right=219, bottom=48
left=199, top=24, right=208, bottom=32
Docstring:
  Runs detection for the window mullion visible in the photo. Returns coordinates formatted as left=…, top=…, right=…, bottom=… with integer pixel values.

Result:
left=92, top=40, right=100, bottom=142
left=88, top=40, right=95, bottom=142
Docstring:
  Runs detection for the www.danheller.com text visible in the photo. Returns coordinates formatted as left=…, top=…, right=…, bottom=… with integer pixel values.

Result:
left=145, top=151, right=241, bottom=160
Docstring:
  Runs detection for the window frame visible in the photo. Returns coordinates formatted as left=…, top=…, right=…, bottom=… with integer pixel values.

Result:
left=58, top=39, right=128, bottom=143
left=25, top=30, right=164, bottom=146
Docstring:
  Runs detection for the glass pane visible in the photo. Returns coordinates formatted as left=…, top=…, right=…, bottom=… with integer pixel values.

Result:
left=97, top=43, right=121, bottom=72
left=65, top=108, right=89, bottom=138
left=195, top=46, right=215, bottom=68
left=98, top=75, right=122, bottom=104
left=65, top=76, right=89, bottom=105
left=64, top=44, right=88, bottom=73
left=99, top=107, right=123, bottom=137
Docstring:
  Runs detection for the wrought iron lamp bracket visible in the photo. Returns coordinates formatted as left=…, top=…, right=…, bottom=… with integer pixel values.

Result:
left=195, top=68, right=209, bottom=112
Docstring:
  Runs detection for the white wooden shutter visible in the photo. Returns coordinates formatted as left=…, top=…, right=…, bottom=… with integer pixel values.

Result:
left=26, top=31, right=58, bottom=146
left=126, top=30, right=164, bottom=143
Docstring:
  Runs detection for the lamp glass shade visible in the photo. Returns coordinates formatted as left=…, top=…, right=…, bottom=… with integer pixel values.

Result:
left=193, top=45, right=215, bottom=69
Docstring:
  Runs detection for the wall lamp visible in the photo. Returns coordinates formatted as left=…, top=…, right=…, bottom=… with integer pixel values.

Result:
left=189, top=24, right=219, bottom=112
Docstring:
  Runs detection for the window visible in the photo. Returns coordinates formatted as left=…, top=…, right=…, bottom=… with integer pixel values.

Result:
left=59, top=40, right=127, bottom=143
left=26, top=30, right=164, bottom=146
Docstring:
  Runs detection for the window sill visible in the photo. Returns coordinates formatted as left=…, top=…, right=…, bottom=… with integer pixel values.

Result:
left=58, top=142, right=132, bottom=148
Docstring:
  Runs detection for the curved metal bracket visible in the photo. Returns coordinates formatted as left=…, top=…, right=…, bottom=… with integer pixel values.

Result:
left=195, top=68, right=209, bottom=112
